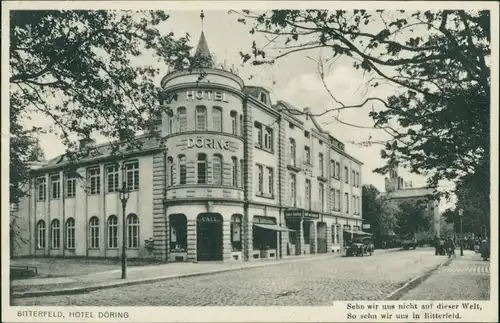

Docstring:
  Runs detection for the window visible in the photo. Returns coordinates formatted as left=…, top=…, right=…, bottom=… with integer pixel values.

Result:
left=290, top=174, right=296, bottom=206
left=51, top=219, right=60, bottom=249
left=305, top=179, right=311, bottom=209
left=230, top=110, right=237, bottom=135
left=345, top=193, right=349, bottom=213
left=36, top=220, right=46, bottom=249
left=213, top=107, right=222, bottom=132
left=264, top=127, right=273, bottom=151
left=239, top=114, right=243, bottom=136
left=232, top=157, right=238, bottom=186
left=36, top=177, right=46, bottom=201
left=330, top=160, right=335, bottom=178
left=178, top=155, right=187, bottom=185
left=289, top=138, right=296, bottom=166
left=170, top=214, right=187, bottom=251
left=178, top=107, right=187, bottom=132
left=358, top=196, right=362, bottom=215
left=319, top=153, right=324, bottom=177
left=107, top=215, right=118, bottom=248
left=195, top=106, right=207, bottom=131
left=231, top=214, right=242, bottom=251
left=260, top=92, right=267, bottom=104
left=254, top=122, right=262, bottom=147
left=89, top=216, right=100, bottom=248
left=352, top=195, right=355, bottom=214
left=304, top=146, right=311, bottom=164
left=352, top=170, right=356, bottom=186
left=240, top=159, right=244, bottom=188
left=66, top=174, right=77, bottom=197
left=267, top=167, right=274, bottom=197
left=125, top=161, right=139, bottom=190
left=51, top=174, right=60, bottom=199
left=356, top=172, right=360, bottom=187
left=197, top=153, right=207, bottom=184
left=106, top=164, right=119, bottom=192
left=335, top=162, right=340, bottom=178
left=344, top=166, right=349, bottom=184
left=212, top=155, right=223, bottom=185
left=331, top=189, right=336, bottom=212
left=257, top=165, right=264, bottom=194
left=167, top=111, right=175, bottom=135
left=127, top=214, right=140, bottom=248
left=336, top=190, right=341, bottom=211
left=167, top=157, right=175, bottom=186
left=88, top=168, right=101, bottom=195
left=304, top=131, right=310, bottom=138
left=319, top=183, right=324, bottom=211
left=66, top=218, right=75, bottom=249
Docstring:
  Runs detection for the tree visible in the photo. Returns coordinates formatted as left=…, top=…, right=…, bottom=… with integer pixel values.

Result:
left=9, top=10, right=193, bottom=205
left=395, top=200, right=432, bottom=237
left=361, top=184, right=399, bottom=245
left=235, top=9, right=490, bottom=196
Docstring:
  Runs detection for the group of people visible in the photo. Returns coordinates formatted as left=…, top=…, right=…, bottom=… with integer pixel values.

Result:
left=434, top=236, right=456, bottom=256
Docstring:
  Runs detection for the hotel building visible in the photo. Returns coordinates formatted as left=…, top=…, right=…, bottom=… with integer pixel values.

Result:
left=12, top=31, right=364, bottom=262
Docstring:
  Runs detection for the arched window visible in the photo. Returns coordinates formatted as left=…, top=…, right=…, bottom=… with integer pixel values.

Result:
left=179, top=155, right=187, bottom=184
left=36, top=220, right=46, bottom=249
left=127, top=214, right=140, bottom=248
left=107, top=215, right=118, bottom=248
left=50, top=219, right=60, bottom=249
left=212, top=107, right=222, bottom=132
left=89, top=216, right=100, bottom=248
left=167, top=110, right=175, bottom=135
left=197, top=153, right=207, bottom=184
left=167, top=157, right=175, bottom=186
left=231, top=157, right=238, bottom=187
left=195, top=106, right=207, bottom=131
left=289, top=138, right=296, bottom=166
left=230, top=110, right=238, bottom=135
left=66, top=218, right=75, bottom=249
left=212, top=155, right=223, bottom=185
left=177, top=107, right=187, bottom=132
left=231, top=214, right=242, bottom=251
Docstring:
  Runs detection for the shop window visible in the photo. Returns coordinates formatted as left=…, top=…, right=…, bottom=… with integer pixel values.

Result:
left=66, top=218, right=75, bottom=249
left=107, top=215, right=118, bottom=248
left=213, top=107, right=222, bottom=132
left=231, top=214, right=242, bottom=251
left=127, top=214, right=140, bottom=248
left=230, top=110, right=238, bottom=135
left=36, top=220, right=46, bottom=249
left=197, top=153, right=207, bottom=184
left=252, top=216, right=277, bottom=250
left=50, top=219, right=60, bottom=249
left=303, top=221, right=311, bottom=244
left=179, top=155, right=187, bottom=184
left=51, top=174, right=60, bottom=199
left=212, top=155, right=223, bottom=185
left=89, top=216, right=100, bottom=248
left=177, top=107, right=187, bottom=132
left=169, top=214, right=187, bottom=252
left=195, top=106, right=207, bottom=131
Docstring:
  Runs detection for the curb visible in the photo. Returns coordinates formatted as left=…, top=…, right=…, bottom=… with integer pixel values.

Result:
left=384, top=256, right=454, bottom=300
left=12, top=253, right=341, bottom=299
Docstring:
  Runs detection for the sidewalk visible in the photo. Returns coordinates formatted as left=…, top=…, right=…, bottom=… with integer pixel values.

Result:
left=10, top=252, right=341, bottom=298
left=398, top=250, right=491, bottom=300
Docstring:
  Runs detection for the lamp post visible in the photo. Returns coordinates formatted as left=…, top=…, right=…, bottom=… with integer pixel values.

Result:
left=458, top=208, right=464, bottom=256
left=119, top=167, right=130, bottom=279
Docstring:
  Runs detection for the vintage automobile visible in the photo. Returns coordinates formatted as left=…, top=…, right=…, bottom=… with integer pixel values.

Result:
left=402, top=235, right=417, bottom=250
left=346, top=237, right=374, bottom=257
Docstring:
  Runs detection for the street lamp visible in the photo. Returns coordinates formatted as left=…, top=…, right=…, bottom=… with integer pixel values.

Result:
left=458, top=208, right=464, bottom=256
left=119, top=166, right=131, bottom=279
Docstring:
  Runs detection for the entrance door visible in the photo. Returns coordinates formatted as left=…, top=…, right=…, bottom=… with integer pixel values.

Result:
left=317, top=222, right=327, bottom=253
left=197, top=213, right=223, bottom=261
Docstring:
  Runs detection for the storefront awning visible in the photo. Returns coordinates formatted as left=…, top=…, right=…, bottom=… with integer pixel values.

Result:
left=343, top=229, right=372, bottom=236
left=253, top=223, right=296, bottom=232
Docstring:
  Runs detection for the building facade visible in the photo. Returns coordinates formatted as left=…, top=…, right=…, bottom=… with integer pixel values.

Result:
left=12, top=32, right=364, bottom=262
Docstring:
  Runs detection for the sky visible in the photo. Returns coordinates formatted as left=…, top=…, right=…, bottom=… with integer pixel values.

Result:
left=29, top=10, right=456, bottom=210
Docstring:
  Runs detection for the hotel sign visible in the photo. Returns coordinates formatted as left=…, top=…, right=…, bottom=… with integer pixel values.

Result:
left=186, top=90, right=229, bottom=102
left=187, top=138, right=231, bottom=150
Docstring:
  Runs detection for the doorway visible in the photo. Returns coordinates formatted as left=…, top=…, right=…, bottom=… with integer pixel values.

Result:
left=197, top=213, right=223, bottom=261
left=317, top=222, right=327, bottom=253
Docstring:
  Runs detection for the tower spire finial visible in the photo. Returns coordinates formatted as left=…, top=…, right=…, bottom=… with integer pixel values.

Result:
left=200, top=10, right=205, bottom=31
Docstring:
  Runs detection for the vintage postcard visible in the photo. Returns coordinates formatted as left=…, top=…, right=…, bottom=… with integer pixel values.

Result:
left=1, top=1, right=498, bottom=322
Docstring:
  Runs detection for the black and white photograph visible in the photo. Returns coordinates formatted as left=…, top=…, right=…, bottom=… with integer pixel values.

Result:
left=2, top=1, right=498, bottom=322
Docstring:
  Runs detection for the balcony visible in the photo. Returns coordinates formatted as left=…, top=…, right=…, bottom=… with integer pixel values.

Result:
left=287, top=155, right=302, bottom=172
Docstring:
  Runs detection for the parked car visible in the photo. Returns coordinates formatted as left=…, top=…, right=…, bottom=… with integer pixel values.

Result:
left=346, top=237, right=374, bottom=257
left=402, top=236, right=417, bottom=250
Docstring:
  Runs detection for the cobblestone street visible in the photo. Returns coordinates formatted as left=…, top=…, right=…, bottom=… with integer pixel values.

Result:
left=14, top=248, right=447, bottom=306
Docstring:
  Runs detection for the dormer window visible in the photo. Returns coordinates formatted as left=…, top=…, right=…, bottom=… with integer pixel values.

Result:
left=260, top=92, right=267, bottom=104
left=304, top=131, right=310, bottom=138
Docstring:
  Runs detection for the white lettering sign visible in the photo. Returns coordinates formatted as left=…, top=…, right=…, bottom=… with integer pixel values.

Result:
left=187, top=138, right=231, bottom=150
left=186, top=90, right=229, bottom=103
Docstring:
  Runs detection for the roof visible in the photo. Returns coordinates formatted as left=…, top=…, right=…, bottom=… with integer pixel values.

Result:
left=192, top=31, right=214, bottom=68
left=243, top=86, right=270, bottom=97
